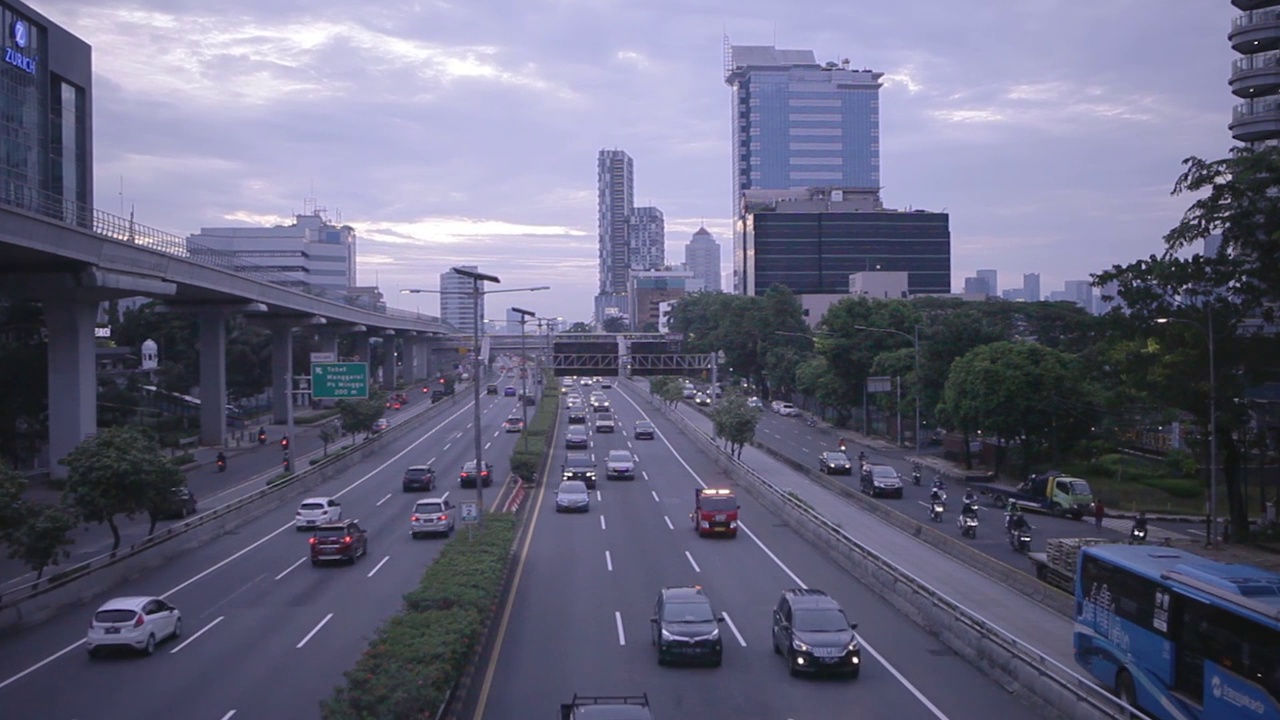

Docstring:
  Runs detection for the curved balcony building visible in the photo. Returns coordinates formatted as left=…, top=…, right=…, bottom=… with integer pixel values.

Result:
left=1231, top=0, right=1280, bottom=143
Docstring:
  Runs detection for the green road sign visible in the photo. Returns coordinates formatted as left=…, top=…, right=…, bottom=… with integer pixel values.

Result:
left=311, top=362, right=369, bottom=399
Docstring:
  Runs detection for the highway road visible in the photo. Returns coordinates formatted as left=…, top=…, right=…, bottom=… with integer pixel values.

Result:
left=0, top=372, right=529, bottom=719
left=742, top=407, right=1195, bottom=575
left=475, top=380, right=1036, bottom=720
left=0, top=381, right=469, bottom=591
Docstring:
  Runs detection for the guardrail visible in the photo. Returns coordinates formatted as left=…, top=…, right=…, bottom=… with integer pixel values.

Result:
left=0, top=386, right=471, bottom=628
left=646, top=390, right=1139, bottom=720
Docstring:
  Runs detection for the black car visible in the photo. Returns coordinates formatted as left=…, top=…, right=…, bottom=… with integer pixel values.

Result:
left=155, top=486, right=198, bottom=520
left=860, top=464, right=904, bottom=498
left=771, top=588, right=860, bottom=678
left=459, top=461, right=494, bottom=488
left=486, top=383, right=499, bottom=395
left=567, top=409, right=588, bottom=424
left=818, top=451, right=853, bottom=475
left=633, top=420, right=656, bottom=440
left=402, top=465, right=436, bottom=492
left=651, top=586, right=724, bottom=666
left=561, top=452, right=597, bottom=489
left=565, top=426, right=590, bottom=449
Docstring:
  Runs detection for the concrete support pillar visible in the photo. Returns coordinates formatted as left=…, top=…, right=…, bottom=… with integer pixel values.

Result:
left=402, top=340, right=417, bottom=384
left=44, top=299, right=99, bottom=479
left=270, top=322, right=294, bottom=423
left=198, top=310, right=228, bottom=447
left=383, top=335, right=398, bottom=390
left=314, top=330, right=338, bottom=359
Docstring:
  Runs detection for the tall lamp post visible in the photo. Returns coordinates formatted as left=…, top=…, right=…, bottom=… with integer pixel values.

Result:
left=852, top=325, right=922, bottom=454
left=511, top=306, right=537, bottom=451
left=402, top=271, right=548, bottom=517
left=1156, top=313, right=1217, bottom=546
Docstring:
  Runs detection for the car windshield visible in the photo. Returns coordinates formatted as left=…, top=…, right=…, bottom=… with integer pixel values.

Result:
left=405, top=468, right=430, bottom=478
left=608, top=451, right=632, bottom=463
left=663, top=601, right=715, bottom=623
left=598, top=414, right=613, bottom=422
left=559, top=481, right=587, bottom=494
left=825, top=453, right=849, bottom=463
left=300, top=502, right=325, bottom=511
left=1068, top=480, right=1091, bottom=495
left=699, top=496, right=736, bottom=511
left=415, top=502, right=443, bottom=514
left=636, top=422, right=653, bottom=429
left=505, top=418, right=521, bottom=424
left=95, top=609, right=138, bottom=624
left=463, top=462, right=487, bottom=472
left=566, top=458, right=593, bottom=469
left=871, top=467, right=898, bottom=480
left=793, top=608, right=850, bottom=632
left=568, top=428, right=587, bottom=437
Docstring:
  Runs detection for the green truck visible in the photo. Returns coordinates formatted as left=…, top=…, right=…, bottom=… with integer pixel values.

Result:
left=967, top=470, right=1094, bottom=520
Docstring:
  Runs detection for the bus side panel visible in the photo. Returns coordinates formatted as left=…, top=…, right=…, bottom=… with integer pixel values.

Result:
left=1202, top=660, right=1280, bottom=720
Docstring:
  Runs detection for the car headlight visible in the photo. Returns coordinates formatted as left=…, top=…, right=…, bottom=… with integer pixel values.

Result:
left=661, top=629, right=677, bottom=642
left=846, top=638, right=860, bottom=652
left=791, top=638, right=811, bottom=652
left=699, top=628, right=720, bottom=641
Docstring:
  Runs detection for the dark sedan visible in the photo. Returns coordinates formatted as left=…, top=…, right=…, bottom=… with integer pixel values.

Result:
left=818, top=451, right=853, bottom=475
left=633, top=420, right=656, bottom=440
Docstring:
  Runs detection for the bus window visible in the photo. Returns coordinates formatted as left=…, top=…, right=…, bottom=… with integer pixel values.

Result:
left=1176, top=594, right=1280, bottom=706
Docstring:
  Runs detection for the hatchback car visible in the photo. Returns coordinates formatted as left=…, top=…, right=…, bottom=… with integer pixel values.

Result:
left=818, top=452, right=853, bottom=475
left=633, top=420, right=656, bottom=440
left=652, top=586, right=724, bottom=666
left=565, top=426, right=590, bottom=449
left=372, top=418, right=391, bottom=433
left=87, top=596, right=182, bottom=657
left=309, top=519, right=369, bottom=565
left=460, top=461, right=494, bottom=488
left=503, top=416, right=525, bottom=433
left=402, top=465, right=437, bottom=492
left=595, top=413, right=616, bottom=433
left=606, top=449, right=636, bottom=480
left=504, top=385, right=517, bottom=396
left=861, top=464, right=904, bottom=498
left=555, top=480, right=591, bottom=512
left=410, top=498, right=455, bottom=538
left=295, top=497, right=343, bottom=529
left=771, top=588, right=860, bottom=677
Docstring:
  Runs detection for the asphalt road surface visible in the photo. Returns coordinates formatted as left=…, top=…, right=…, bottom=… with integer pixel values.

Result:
left=474, top=380, right=1037, bottom=720
left=746, top=408, right=1195, bottom=575
left=0, top=373, right=529, bottom=719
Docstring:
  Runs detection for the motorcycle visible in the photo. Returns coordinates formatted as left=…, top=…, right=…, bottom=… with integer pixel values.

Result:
left=806, top=416, right=817, bottom=428
left=1130, top=525, right=1148, bottom=545
left=257, top=429, right=267, bottom=446
left=958, top=513, right=979, bottom=539
left=1009, top=525, right=1032, bottom=552
left=216, top=458, right=227, bottom=473
left=929, top=500, right=945, bottom=522
left=911, top=466, right=922, bottom=486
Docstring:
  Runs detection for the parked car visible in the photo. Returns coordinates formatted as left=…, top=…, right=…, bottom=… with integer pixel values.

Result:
left=295, top=497, right=342, bottom=529
left=410, top=498, right=455, bottom=538
left=776, top=403, right=799, bottom=417
left=402, top=465, right=437, bottom=492
left=86, top=596, right=182, bottom=657
left=309, top=519, right=369, bottom=565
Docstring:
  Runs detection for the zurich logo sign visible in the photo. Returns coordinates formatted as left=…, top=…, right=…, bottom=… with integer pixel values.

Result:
left=6, top=20, right=35, bottom=74
left=12, top=20, right=27, bottom=48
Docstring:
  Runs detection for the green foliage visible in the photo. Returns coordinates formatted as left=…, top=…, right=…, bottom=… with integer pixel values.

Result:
left=5, top=503, right=76, bottom=580
left=60, top=426, right=184, bottom=550
left=602, top=316, right=629, bottom=332
left=710, top=394, right=758, bottom=459
left=168, top=452, right=196, bottom=467
left=0, top=466, right=28, bottom=540
left=1163, top=449, right=1198, bottom=478
left=648, top=376, right=684, bottom=407
left=322, top=514, right=516, bottom=720
left=336, top=395, right=387, bottom=437
left=297, top=408, right=342, bottom=425
left=566, top=321, right=593, bottom=333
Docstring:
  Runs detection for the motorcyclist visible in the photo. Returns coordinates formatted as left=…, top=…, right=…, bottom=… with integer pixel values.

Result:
left=1132, top=511, right=1149, bottom=538
left=963, top=488, right=978, bottom=507
left=838, top=438, right=847, bottom=452
left=857, top=451, right=867, bottom=465
left=1005, top=505, right=1027, bottom=532
left=257, top=427, right=267, bottom=445
left=215, top=451, right=227, bottom=470
left=930, top=486, right=946, bottom=503
left=961, top=500, right=979, bottom=521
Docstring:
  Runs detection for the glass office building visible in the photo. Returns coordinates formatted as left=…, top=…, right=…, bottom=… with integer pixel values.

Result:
left=0, top=1, right=92, bottom=222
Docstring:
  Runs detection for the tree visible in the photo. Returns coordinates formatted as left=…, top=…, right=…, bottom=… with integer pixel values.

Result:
left=566, top=321, right=593, bottom=333
left=0, top=465, right=27, bottom=539
left=320, top=420, right=339, bottom=456
left=649, top=377, right=683, bottom=408
left=337, top=395, right=386, bottom=438
left=6, top=503, right=76, bottom=580
left=710, top=394, right=758, bottom=459
left=60, top=426, right=178, bottom=550
left=602, top=316, right=629, bottom=333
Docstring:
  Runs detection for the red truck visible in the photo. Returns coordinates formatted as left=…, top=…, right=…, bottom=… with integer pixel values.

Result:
left=691, top=488, right=739, bottom=538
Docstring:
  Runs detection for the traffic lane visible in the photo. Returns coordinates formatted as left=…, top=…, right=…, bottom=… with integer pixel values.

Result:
left=0, top=398, right=483, bottom=689
left=618, top=386, right=1039, bottom=719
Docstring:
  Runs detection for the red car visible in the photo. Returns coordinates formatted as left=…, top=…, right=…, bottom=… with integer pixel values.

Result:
left=309, top=520, right=369, bottom=565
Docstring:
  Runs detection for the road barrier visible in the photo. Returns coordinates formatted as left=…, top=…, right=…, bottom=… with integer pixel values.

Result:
left=640, top=387, right=1137, bottom=720
left=0, top=389, right=468, bottom=636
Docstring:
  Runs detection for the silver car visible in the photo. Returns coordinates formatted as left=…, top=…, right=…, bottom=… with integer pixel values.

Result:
left=606, top=449, right=636, bottom=480
left=555, top=480, right=591, bottom=512
left=410, top=498, right=456, bottom=538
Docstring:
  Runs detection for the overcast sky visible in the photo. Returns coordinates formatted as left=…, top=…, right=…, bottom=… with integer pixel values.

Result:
left=46, top=0, right=1232, bottom=322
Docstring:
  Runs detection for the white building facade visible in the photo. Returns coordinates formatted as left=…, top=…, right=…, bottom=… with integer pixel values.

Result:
left=188, top=213, right=357, bottom=292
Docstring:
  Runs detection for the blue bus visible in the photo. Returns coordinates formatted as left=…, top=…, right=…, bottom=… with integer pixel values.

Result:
left=1074, top=544, right=1280, bottom=719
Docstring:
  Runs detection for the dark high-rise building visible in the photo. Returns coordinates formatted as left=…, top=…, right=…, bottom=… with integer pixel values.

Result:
left=0, top=1, right=93, bottom=218
left=1229, top=1, right=1280, bottom=144
left=739, top=188, right=950, bottom=297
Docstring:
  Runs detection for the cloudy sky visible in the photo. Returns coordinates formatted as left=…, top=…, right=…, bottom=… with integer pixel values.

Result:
left=46, top=0, right=1232, bottom=322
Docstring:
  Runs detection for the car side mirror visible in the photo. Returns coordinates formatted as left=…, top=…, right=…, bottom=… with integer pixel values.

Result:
left=850, top=623, right=858, bottom=631
left=716, top=615, right=725, bottom=623
left=650, top=616, right=658, bottom=624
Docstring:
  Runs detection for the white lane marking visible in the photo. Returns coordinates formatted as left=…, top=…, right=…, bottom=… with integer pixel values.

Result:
left=485, top=441, right=493, bottom=450
left=296, top=613, right=334, bottom=648
left=376, top=493, right=392, bottom=506
left=651, top=490, right=660, bottom=502
left=605, top=550, right=613, bottom=571
left=169, top=616, right=225, bottom=654
left=441, top=490, right=450, bottom=501
left=641, top=470, right=649, bottom=481
left=443, top=442, right=452, bottom=451
left=619, top=388, right=951, bottom=720
left=367, top=556, right=391, bottom=577
left=428, top=456, right=437, bottom=465
left=664, top=516, right=674, bottom=530
left=596, top=490, right=602, bottom=502
left=274, top=557, right=307, bottom=580
left=685, top=550, right=701, bottom=573
left=600, top=515, right=607, bottom=530
left=721, top=611, right=747, bottom=647
left=615, top=611, right=626, bottom=646
left=220, top=712, right=237, bottom=720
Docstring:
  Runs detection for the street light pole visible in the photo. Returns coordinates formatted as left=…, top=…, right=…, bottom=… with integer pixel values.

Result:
left=511, top=306, right=537, bottom=452
left=1156, top=312, right=1218, bottom=546
left=853, top=325, right=922, bottom=454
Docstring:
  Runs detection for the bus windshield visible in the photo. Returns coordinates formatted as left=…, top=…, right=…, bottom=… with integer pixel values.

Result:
left=1073, top=543, right=1280, bottom=719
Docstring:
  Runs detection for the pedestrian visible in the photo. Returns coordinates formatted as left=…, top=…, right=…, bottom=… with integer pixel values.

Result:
left=1094, top=497, right=1105, bottom=530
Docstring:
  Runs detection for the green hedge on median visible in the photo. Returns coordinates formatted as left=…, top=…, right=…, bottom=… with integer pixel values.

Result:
left=320, top=513, right=517, bottom=720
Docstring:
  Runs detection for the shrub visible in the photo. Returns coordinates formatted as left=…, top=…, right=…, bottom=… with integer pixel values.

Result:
left=168, top=452, right=196, bottom=467
left=322, top=514, right=516, bottom=719
left=1136, top=476, right=1202, bottom=498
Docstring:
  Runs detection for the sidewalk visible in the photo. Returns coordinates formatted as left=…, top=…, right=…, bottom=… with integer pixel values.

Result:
left=664, top=398, right=1078, bottom=668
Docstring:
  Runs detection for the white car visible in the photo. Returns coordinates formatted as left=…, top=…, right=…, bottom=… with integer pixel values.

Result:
left=410, top=498, right=456, bottom=538
left=86, top=596, right=181, bottom=657
left=296, top=497, right=343, bottom=529
left=777, top=402, right=799, bottom=417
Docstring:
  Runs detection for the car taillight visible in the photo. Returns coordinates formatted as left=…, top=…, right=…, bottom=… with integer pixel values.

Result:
left=411, top=514, right=420, bottom=522
left=438, top=514, right=448, bottom=521
left=296, top=511, right=303, bottom=516
left=342, top=536, right=352, bottom=544
left=133, top=614, right=145, bottom=628
left=309, top=537, right=317, bottom=544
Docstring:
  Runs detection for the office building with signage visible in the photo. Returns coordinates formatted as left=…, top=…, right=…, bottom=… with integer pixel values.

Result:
left=0, top=1, right=93, bottom=218
left=739, top=187, right=950, bottom=297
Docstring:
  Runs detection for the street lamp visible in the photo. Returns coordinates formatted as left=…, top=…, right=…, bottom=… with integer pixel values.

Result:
left=852, top=325, right=922, bottom=454
left=402, top=272, right=549, bottom=517
left=1155, top=313, right=1217, bottom=546
left=511, top=306, right=537, bottom=451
